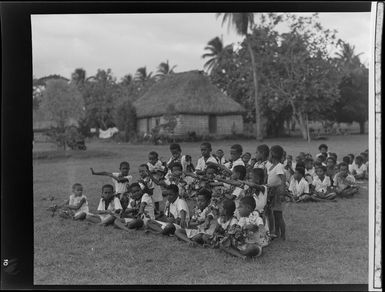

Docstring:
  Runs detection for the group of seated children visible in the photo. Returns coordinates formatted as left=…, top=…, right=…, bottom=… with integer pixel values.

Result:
left=285, top=144, right=367, bottom=202
left=55, top=142, right=367, bottom=260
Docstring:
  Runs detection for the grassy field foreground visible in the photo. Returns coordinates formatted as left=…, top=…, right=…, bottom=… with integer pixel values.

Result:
left=33, top=135, right=369, bottom=285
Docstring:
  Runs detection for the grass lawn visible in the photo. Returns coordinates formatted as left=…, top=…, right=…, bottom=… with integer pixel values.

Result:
left=33, top=135, right=369, bottom=285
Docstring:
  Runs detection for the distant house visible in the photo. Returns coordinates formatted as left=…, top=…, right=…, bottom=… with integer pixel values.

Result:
left=133, top=70, right=245, bottom=136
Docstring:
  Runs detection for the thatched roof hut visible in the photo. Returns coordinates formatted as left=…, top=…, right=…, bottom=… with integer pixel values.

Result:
left=134, top=70, right=245, bottom=136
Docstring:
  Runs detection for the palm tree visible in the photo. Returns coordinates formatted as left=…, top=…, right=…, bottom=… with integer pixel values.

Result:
left=121, top=74, right=133, bottom=86
left=202, top=36, right=233, bottom=73
left=134, top=67, right=153, bottom=83
left=336, top=42, right=363, bottom=73
left=71, top=68, right=86, bottom=86
left=155, top=60, right=177, bottom=80
left=216, top=13, right=263, bottom=141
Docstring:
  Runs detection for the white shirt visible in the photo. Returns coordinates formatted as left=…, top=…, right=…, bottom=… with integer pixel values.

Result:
left=69, top=194, right=89, bottom=215
left=165, top=197, right=190, bottom=222
left=140, top=193, right=155, bottom=220
left=216, top=156, right=227, bottom=165
left=147, top=160, right=164, bottom=173
left=112, top=172, right=132, bottom=194
left=224, top=158, right=245, bottom=171
left=167, top=155, right=188, bottom=172
left=267, top=163, right=285, bottom=187
left=217, top=216, right=238, bottom=230
left=312, top=176, right=331, bottom=193
left=138, top=176, right=155, bottom=190
left=237, top=211, right=264, bottom=228
left=253, top=160, right=272, bottom=170
left=97, top=197, right=122, bottom=212
left=305, top=167, right=315, bottom=177
left=289, top=177, right=309, bottom=197
left=350, top=163, right=367, bottom=176
left=252, top=186, right=268, bottom=213
left=195, top=155, right=218, bottom=172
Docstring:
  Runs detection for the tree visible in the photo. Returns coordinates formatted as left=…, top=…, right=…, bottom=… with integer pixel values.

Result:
left=202, top=36, right=234, bottom=73
left=335, top=41, right=368, bottom=133
left=113, top=100, right=137, bottom=142
left=216, top=13, right=282, bottom=141
left=134, top=66, right=153, bottom=83
left=264, top=13, right=340, bottom=140
left=40, top=79, right=84, bottom=149
left=155, top=60, right=177, bottom=80
left=71, top=68, right=87, bottom=86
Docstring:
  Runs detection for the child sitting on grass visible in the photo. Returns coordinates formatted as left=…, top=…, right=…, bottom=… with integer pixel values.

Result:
left=58, top=183, right=89, bottom=220
left=310, top=166, right=337, bottom=202
left=214, top=149, right=227, bottom=165
left=217, top=144, right=244, bottom=176
left=326, top=157, right=338, bottom=184
left=220, top=197, right=266, bottom=260
left=90, top=161, right=132, bottom=207
left=195, top=142, right=218, bottom=175
left=138, top=164, right=154, bottom=195
left=167, top=143, right=189, bottom=173
left=86, top=184, right=122, bottom=225
left=333, top=162, right=359, bottom=198
left=174, top=189, right=215, bottom=247
left=288, top=167, right=311, bottom=202
left=151, top=167, right=165, bottom=215
left=284, top=155, right=294, bottom=186
left=147, top=151, right=164, bottom=173
left=304, top=157, right=315, bottom=184
left=145, top=184, right=190, bottom=236
left=114, top=183, right=155, bottom=231
left=351, top=155, right=367, bottom=180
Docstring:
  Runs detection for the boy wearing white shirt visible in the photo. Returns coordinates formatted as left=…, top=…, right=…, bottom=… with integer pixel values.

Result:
left=288, top=167, right=310, bottom=202
left=86, top=184, right=122, bottom=225
left=195, top=142, right=218, bottom=174
left=311, top=166, right=337, bottom=201
left=217, top=144, right=244, bottom=176
left=351, top=155, right=367, bottom=180
left=146, top=185, right=190, bottom=235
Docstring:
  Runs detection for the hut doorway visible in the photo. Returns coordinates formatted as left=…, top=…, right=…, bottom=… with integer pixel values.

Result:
left=209, top=115, right=217, bottom=134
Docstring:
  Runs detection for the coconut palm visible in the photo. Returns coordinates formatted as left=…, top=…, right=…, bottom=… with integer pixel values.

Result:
left=155, top=60, right=177, bottom=80
left=216, top=13, right=263, bottom=141
left=121, top=74, right=133, bottom=86
left=202, top=36, right=234, bottom=73
left=134, top=67, right=153, bottom=83
left=71, top=68, right=86, bottom=85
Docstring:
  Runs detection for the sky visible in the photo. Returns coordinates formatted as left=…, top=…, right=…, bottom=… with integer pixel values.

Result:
left=31, top=12, right=372, bottom=81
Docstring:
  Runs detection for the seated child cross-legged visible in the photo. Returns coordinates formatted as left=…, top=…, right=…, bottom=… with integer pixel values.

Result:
left=288, top=167, right=311, bottom=202
left=86, top=184, right=123, bottom=225
left=220, top=196, right=267, bottom=260
left=58, top=183, right=89, bottom=220
left=333, top=162, right=359, bottom=198
left=310, top=166, right=337, bottom=202
left=145, top=184, right=190, bottom=236
left=114, top=183, right=155, bottom=231
left=174, top=189, right=215, bottom=247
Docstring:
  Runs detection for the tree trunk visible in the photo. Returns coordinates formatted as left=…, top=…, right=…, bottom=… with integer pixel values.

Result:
left=294, top=112, right=308, bottom=141
left=246, top=38, right=262, bottom=142
left=359, top=121, right=366, bottom=134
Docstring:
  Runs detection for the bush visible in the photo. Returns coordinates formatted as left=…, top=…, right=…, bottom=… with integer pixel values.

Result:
left=114, top=101, right=137, bottom=142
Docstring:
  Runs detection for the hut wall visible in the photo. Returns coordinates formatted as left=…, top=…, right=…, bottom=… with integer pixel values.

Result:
left=175, top=114, right=208, bottom=135
left=216, top=115, right=243, bottom=134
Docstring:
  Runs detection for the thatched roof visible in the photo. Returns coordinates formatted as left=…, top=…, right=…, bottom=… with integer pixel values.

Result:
left=133, top=70, right=245, bottom=118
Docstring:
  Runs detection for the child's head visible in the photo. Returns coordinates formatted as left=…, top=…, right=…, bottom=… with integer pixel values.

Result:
left=230, top=144, right=243, bottom=161
left=196, top=189, right=212, bottom=210
left=165, top=184, right=179, bottom=203
left=170, top=162, right=183, bottom=177
left=231, top=165, right=246, bottom=180
left=216, top=149, right=224, bottom=158
left=348, top=154, right=355, bottom=164
left=119, top=161, right=130, bottom=176
left=101, top=184, right=114, bottom=200
left=129, top=183, right=143, bottom=200
left=339, top=162, right=349, bottom=176
left=250, top=168, right=264, bottom=185
left=329, top=152, right=337, bottom=161
left=315, top=165, right=327, bottom=178
left=294, top=167, right=305, bottom=180
left=72, top=183, right=83, bottom=197
left=298, top=152, right=306, bottom=160
left=305, top=153, right=313, bottom=159
left=138, top=164, right=149, bottom=179
left=317, top=154, right=327, bottom=164
left=148, top=151, right=159, bottom=165
left=256, top=144, right=269, bottom=161
left=295, top=155, right=302, bottom=163
left=200, top=142, right=212, bottom=158
left=342, top=156, right=351, bottom=164
left=238, top=196, right=256, bottom=218
left=269, top=145, right=284, bottom=163
left=286, top=155, right=293, bottom=162
left=355, top=155, right=363, bottom=166
left=169, top=143, right=182, bottom=159
left=304, top=158, right=314, bottom=170
left=205, top=164, right=217, bottom=180
left=242, top=152, right=252, bottom=164
left=326, top=157, right=336, bottom=168
left=319, top=144, right=328, bottom=154
left=219, top=199, right=236, bottom=218
left=360, top=152, right=368, bottom=163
